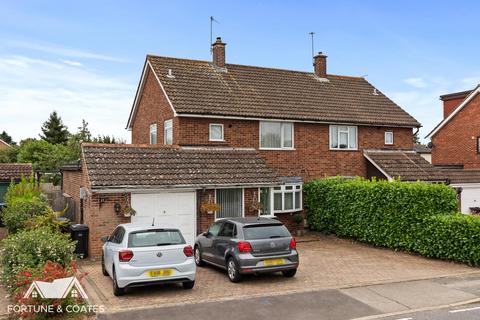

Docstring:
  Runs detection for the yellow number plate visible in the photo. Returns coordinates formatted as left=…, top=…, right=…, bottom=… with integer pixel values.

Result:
left=148, top=269, right=173, bottom=277
left=264, top=258, right=285, bottom=266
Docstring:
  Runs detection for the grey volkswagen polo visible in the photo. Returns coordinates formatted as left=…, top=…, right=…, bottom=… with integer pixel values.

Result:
left=194, top=217, right=299, bottom=282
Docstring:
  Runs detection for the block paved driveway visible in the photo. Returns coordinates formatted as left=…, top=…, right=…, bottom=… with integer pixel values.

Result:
left=80, top=234, right=480, bottom=314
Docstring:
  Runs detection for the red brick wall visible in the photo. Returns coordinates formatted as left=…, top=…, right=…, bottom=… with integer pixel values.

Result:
left=85, top=193, right=131, bottom=257
left=131, top=68, right=178, bottom=145
left=197, top=189, right=215, bottom=234
left=178, top=117, right=413, bottom=180
left=443, top=96, right=465, bottom=118
left=432, top=94, right=480, bottom=168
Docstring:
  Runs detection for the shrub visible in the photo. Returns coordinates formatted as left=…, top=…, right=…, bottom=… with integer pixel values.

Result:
left=2, top=196, right=50, bottom=233
left=0, top=227, right=76, bottom=289
left=4, top=176, right=42, bottom=204
left=303, top=177, right=480, bottom=265
left=12, top=261, right=87, bottom=319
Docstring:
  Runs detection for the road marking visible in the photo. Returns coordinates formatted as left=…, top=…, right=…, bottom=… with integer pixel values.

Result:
left=394, top=318, right=412, bottom=320
left=449, top=306, right=480, bottom=313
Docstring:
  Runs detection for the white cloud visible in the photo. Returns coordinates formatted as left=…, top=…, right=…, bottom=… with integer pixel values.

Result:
left=6, top=40, right=127, bottom=62
left=404, top=77, right=428, bottom=88
left=62, top=60, right=83, bottom=67
left=0, top=55, right=133, bottom=143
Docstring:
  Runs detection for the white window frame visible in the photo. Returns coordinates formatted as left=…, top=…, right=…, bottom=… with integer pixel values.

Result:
left=258, top=187, right=275, bottom=217
left=209, top=123, right=224, bottom=141
left=149, top=123, right=157, bottom=144
left=329, top=125, right=358, bottom=150
left=259, top=121, right=294, bottom=150
left=256, top=184, right=302, bottom=215
left=164, top=119, right=173, bottom=145
left=385, top=131, right=394, bottom=145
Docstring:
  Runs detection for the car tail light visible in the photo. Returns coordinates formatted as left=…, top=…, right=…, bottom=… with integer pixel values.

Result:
left=237, top=241, right=252, bottom=253
left=290, top=238, right=296, bottom=250
left=119, top=250, right=134, bottom=262
left=183, top=245, right=193, bottom=257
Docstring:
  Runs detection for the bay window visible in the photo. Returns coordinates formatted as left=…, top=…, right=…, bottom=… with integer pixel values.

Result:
left=260, top=121, right=294, bottom=149
left=259, top=185, right=302, bottom=215
left=330, top=125, right=357, bottom=150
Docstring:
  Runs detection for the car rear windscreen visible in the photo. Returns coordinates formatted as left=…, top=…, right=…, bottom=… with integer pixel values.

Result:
left=128, top=229, right=185, bottom=248
left=243, top=224, right=291, bottom=240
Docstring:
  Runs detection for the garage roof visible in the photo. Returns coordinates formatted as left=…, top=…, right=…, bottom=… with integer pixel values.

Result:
left=364, top=150, right=446, bottom=182
left=81, top=144, right=280, bottom=190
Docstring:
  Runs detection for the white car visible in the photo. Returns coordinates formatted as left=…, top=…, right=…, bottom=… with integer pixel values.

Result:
left=101, top=223, right=196, bottom=296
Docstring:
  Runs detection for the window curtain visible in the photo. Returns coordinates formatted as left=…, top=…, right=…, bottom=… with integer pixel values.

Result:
left=216, top=189, right=243, bottom=218
left=261, top=122, right=281, bottom=148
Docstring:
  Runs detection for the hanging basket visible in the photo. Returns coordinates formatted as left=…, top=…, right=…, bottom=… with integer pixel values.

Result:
left=200, top=202, right=221, bottom=214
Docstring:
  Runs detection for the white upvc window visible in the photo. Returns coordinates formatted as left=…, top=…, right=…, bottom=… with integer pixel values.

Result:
left=258, top=185, right=302, bottom=215
left=209, top=124, right=224, bottom=141
left=329, top=125, right=357, bottom=150
left=260, top=121, right=294, bottom=149
left=385, top=131, right=394, bottom=145
left=164, top=119, right=173, bottom=145
left=149, top=123, right=157, bottom=144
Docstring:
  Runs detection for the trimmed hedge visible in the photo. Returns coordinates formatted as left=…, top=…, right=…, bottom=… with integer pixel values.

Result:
left=304, top=177, right=480, bottom=265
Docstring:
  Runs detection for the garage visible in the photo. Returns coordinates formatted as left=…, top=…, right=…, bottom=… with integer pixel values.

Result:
left=130, top=191, right=197, bottom=245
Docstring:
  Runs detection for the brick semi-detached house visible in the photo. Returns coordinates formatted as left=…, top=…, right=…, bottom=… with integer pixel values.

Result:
left=62, top=37, right=421, bottom=257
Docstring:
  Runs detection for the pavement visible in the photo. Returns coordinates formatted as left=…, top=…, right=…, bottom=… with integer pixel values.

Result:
left=97, top=274, right=480, bottom=320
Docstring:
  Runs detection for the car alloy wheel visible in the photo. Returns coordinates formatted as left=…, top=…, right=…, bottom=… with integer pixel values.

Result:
left=228, top=260, right=236, bottom=279
left=194, top=246, right=204, bottom=266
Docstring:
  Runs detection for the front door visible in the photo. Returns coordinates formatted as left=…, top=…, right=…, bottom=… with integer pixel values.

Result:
left=215, top=188, right=243, bottom=219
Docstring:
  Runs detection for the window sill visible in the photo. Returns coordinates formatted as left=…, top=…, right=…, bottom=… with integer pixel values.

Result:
left=259, top=148, right=296, bottom=151
left=273, top=209, right=302, bottom=214
left=329, top=148, right=359, bottom=151
left=209, top=139, right=225, bottom=142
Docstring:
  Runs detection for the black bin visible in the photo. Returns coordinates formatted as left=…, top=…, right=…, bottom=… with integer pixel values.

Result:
left=70, top=224, right=89, bottom=259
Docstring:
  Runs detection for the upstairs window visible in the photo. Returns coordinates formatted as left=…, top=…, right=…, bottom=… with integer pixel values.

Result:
left=164, top=119, right=173, bottom=145
left=385, top=131, right=394, bottom=145
left=149, top=123, right=157, bottom=144
left=329, top=125, right=357, bottom=150
left=260, top=122, right=293, bottom=149
left=209, top=124, right=224, bottom=141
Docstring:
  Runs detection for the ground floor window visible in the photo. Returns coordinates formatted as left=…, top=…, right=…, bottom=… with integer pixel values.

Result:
left=259, top=184, right=302, bottom=215
left=216, top=188, right=243, bottom=219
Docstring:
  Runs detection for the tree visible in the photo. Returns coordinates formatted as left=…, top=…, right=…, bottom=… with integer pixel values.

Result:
left=39, top=111, right=70, bottom=145
left=0, top=147, right=18, bottom=163
left=0, top=131, right=15, bottom=145
left=413, top=131, right=421, bottom=145
left=77, top=119, right=92, bottom=142
left=66, top=119, right=92, bottom=160
left=17, top=139, right=75, bottom=171
left=93, top=135, right=126, bottom=144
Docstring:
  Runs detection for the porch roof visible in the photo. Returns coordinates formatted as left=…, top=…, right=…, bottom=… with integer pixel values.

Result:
left=81, top=144, right=280, bottom=190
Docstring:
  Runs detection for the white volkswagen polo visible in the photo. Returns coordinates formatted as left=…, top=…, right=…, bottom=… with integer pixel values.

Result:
left=101, top=223, right=196, bottom=296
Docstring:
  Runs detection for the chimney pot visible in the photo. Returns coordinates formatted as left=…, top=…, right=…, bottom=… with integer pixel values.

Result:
left=212, top=37, right=226, bottom=68
left=313, top=52, right=327, bottom=78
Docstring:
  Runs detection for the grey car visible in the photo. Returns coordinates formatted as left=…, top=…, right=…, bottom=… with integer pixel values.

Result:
left=194, top=217, right=299, bottom=282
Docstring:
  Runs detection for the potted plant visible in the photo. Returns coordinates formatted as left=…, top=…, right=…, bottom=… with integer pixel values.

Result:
left=200, top=202, right=221, bottom=215
left=123, top=206, right=136, bottom=217
left=293, top=213, right=304, bottom=236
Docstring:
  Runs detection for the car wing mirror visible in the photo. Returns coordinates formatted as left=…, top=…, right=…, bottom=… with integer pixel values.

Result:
left=100, top=236, right=109, bottom=243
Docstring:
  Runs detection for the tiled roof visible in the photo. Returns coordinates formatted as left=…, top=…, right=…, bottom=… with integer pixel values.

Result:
left=142, top=56, right=420, bottom=127
left=364, top=150, right=446, bottom=182
left=82, top=144, right=279, bottom=190
left=0, top=163, right=33, bottom=182
left=413, top=144, right=431, bottom=154
left=442, top=169, right=480, bottom=184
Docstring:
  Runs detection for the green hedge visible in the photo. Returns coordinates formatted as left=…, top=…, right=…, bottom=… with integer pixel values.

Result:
left=304, top=178, right=480, bottom=265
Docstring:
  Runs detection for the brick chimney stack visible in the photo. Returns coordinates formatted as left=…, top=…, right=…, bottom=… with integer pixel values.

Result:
left=313, top=52, right=327, bottom=78
left=212, top=37, right=226, bottom=68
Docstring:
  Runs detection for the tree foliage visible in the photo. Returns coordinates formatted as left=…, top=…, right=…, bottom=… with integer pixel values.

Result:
left=39, top=111, right=70, bottom=145
left=0, top=130, right=15, bottom=145
left=17, top=139, right=75, bottom=171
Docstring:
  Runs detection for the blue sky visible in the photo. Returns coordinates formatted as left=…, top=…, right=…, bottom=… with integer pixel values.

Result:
left=1, top=0, right=479, bottom=143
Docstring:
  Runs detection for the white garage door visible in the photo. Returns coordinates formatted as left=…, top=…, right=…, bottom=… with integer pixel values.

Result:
left=459, top=186, right=480, bottom=214
left=130, top=191, right=196, bottom=245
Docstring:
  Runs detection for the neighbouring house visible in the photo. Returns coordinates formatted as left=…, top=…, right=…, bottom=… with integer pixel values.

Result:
left=0, top=163, right=33, bottom=206
left=413, top=144, right=432, bottom=163
left=426, top=87, right=480, bottom=168
left=425, top=86, right=480, bottom=213
left=0, top=139, right=10, bottom=150
left=62, top=37, right=421, bottom=257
